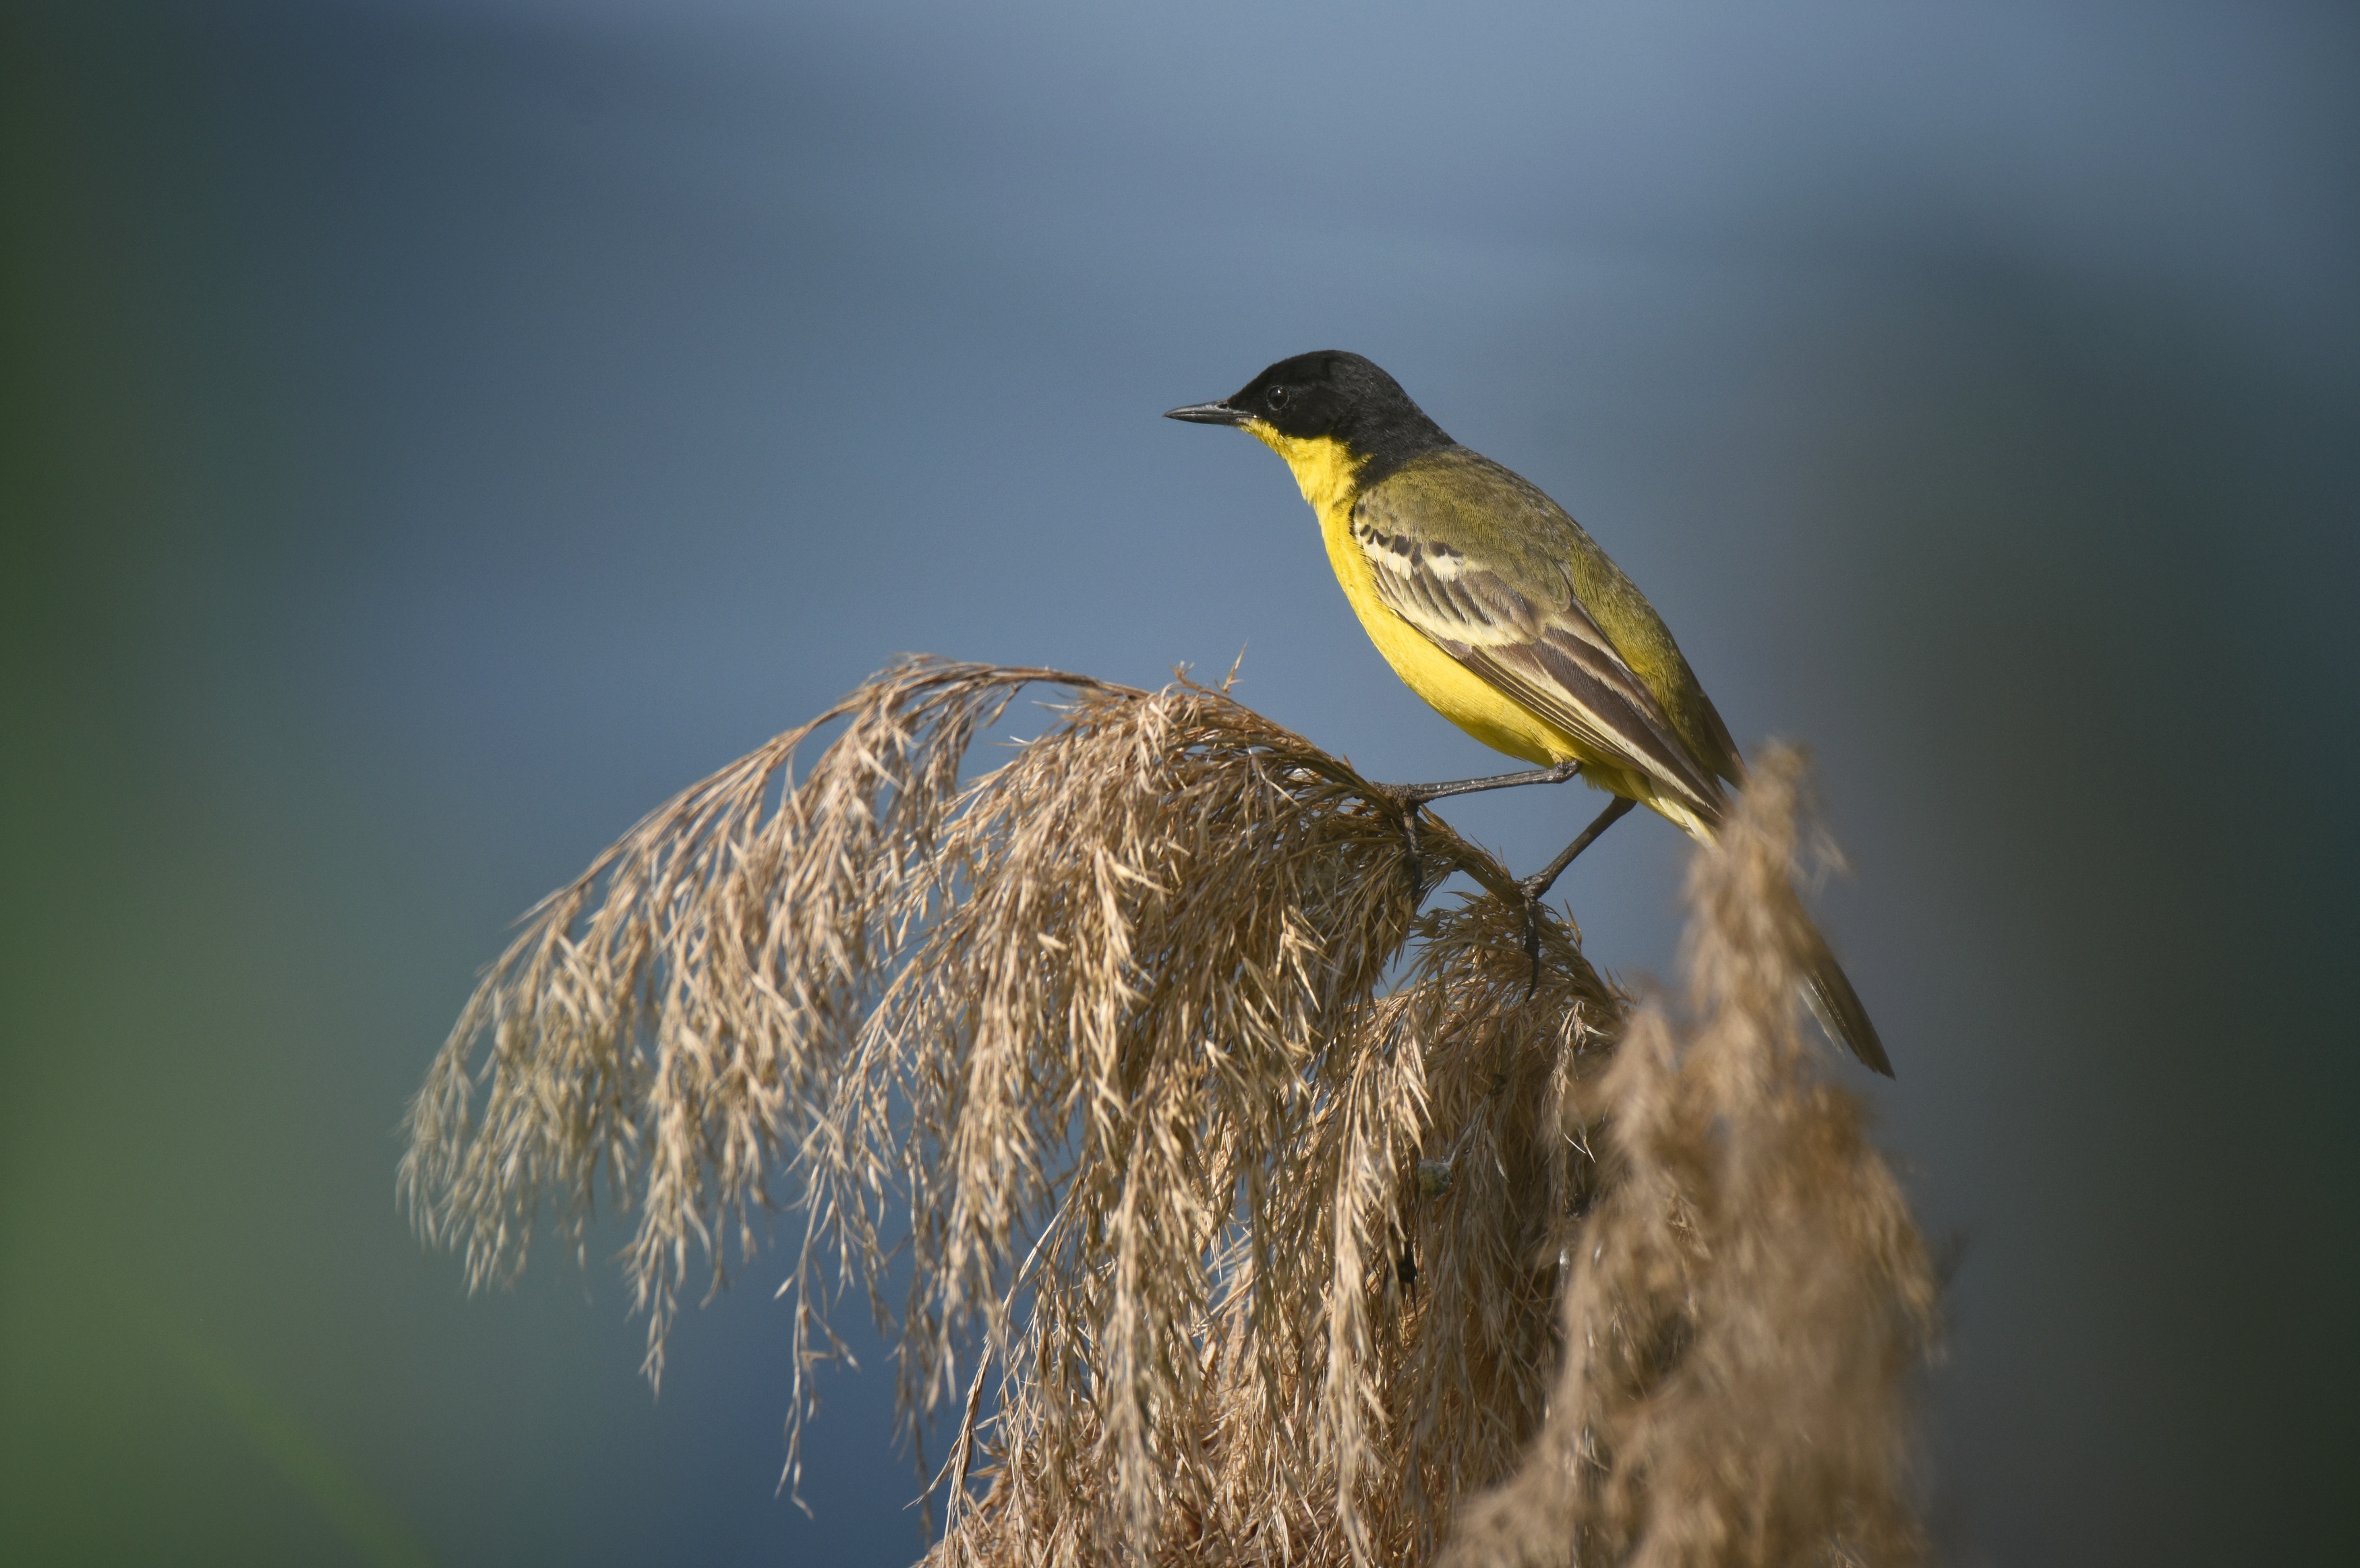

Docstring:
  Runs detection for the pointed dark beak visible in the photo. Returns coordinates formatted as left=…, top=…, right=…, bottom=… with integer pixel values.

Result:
left=1163, top=400, right=1245, bottom=426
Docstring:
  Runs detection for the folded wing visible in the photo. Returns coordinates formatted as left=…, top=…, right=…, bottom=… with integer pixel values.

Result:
left=1351, top=470, right=1729, bottom=828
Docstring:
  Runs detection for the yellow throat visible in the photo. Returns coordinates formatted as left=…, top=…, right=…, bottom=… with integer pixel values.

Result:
left=1247, top=425, right=1367, bottom=520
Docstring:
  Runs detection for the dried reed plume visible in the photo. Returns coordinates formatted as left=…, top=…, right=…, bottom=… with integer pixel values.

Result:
left=401, top=657, right=1934, bottom=1566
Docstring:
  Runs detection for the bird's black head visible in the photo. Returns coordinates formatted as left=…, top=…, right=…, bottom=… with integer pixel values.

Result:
left=1165, top=351, right=1453, bottom=487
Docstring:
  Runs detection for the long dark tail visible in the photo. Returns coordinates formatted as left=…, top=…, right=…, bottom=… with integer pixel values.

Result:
left=1799, top=918, right=1892, bottom=1077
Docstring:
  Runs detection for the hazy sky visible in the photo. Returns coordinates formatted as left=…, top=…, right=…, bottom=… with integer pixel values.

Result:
left=6, top=3, right=2356, bottom=1563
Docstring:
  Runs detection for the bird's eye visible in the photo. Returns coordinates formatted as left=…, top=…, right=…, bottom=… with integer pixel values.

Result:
left=1266, top=385, right=1289, bottom=409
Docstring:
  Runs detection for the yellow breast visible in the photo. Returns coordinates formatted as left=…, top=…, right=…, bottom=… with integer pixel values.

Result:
left=1251, top=428, right=1584, bottom=769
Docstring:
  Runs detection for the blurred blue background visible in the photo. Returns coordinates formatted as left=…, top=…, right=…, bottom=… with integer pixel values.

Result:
left=5, top=2, right=2355, bottom=1563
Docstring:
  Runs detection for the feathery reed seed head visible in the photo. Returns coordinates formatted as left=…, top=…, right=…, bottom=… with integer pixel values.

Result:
left=402, top=659, right=1931, bottom=1566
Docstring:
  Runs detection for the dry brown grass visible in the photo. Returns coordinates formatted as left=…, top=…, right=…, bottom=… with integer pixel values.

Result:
left=401, top=657, right=1933, bottom=1567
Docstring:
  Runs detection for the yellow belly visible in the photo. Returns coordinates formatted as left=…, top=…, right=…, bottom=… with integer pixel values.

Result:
left=1251, top=424, right=1709, bottom=834
left=1256, top=425, right=1581, bottom=764
left=1313, top=500, right=1577, bottom=766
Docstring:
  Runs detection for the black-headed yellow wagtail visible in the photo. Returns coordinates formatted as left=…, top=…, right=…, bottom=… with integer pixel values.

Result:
left=1167, top=351, right=1891, bottom=1075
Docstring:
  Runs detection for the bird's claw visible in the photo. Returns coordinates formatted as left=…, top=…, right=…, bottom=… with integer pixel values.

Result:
left=1374, top=785, right=1433, bottom=907
left=1518, top=885, right=1545, bottom=1000
left=1401, top=801, right=1427, bottom=906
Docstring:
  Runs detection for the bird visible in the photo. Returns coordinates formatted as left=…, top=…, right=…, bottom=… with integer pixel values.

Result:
left=1166, top=350, right=1891, bottom=1075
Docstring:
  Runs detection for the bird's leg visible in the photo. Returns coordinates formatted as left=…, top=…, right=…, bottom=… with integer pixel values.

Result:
left=1518, top=794, right=1639, bottom=995
left=1373, top=760, right=1583, bottom=905
left=1518, top=794, right=1638, bottom=905
left=1380, top=758, right=1583, bottom=807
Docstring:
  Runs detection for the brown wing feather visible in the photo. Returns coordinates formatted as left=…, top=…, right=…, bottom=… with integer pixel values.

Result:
left=1458, top=632, right=1728, bottom=824
left=1352, top=498, right=1728, bottom=822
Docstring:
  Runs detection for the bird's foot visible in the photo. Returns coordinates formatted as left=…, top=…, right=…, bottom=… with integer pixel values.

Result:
left=1506, top=794, right=1640, bottom=999
left=1513, top=863, right=1572, bottom=998
left=1397, top=797, right=1427, bottom=905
